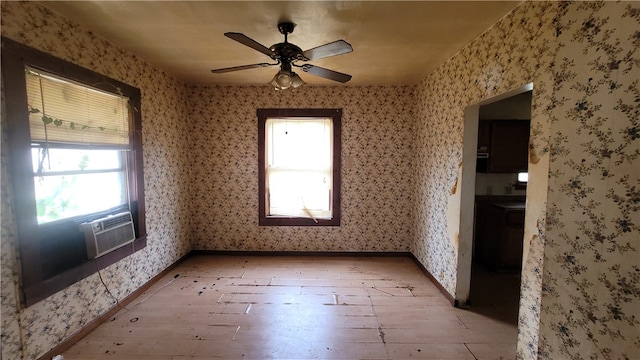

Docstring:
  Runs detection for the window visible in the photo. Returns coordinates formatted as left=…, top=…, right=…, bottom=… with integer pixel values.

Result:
left=258, top=109, right=341, bottom=226
left=2, top=37, right=146, bottom=306
left=514, top=171, right=528, bottom=190
left=32, top=147, right=127, bottom=224
left=27, top=68, right=131, bottom=224
left=517, top=172, right=528, bottom=183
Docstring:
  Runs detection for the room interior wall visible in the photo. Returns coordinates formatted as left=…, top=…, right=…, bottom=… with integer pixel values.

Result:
left=538, top=2, right=639, bottom=358
left=413, top=0, right=555, bottom=315
left=412, top=1, right=639, bottom=359
left=1, top=2, right=193, bottom=359
left=187, top=85, right=416, bottom=252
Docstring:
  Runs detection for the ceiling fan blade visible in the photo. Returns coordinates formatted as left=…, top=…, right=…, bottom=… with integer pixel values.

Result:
left=300, top=64, right=352, bottom=83
left=303, top=40, right=353, bottom=61
left=225, top=32, right=274, bottom=58
left=211, top=63, right=276, bottom=74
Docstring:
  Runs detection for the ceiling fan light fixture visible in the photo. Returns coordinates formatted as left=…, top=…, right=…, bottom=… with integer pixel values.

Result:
left=290, top=72, right=305, bottom=89
left=272, top=70, right=292, bottom=88
left=270, top=63, right=305, bottom=90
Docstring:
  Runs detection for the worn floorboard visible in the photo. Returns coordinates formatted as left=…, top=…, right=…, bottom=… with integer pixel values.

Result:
left=61, top=255, right=518, bottom=359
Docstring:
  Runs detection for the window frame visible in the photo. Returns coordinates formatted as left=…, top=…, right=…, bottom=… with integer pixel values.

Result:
left=258, top=108, right=341, bottom=226
left=2, top=37, right=146, bottom=307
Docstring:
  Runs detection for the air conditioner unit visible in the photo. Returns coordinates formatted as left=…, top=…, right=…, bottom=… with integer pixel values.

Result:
left=81, top=212, right=135, bottom=259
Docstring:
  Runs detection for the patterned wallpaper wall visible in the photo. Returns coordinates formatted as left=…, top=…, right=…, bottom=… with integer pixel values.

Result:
left=1, top=2, right=193, bottom=359
left=413, top=1, right=557, bottom=358
left=187, top=85, right=416, bottom=253
left=539, top=2, right=639, bottom=358
left=414, top=1, right=639, bottom=359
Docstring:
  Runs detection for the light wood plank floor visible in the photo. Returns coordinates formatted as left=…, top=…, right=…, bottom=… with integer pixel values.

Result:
left=62, top=255, right=517, bottom=359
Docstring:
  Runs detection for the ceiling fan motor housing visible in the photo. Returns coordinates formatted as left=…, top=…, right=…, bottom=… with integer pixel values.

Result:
left=270, top=42, right=305, bottom=62
left=271, top=22, right=305, bottom=62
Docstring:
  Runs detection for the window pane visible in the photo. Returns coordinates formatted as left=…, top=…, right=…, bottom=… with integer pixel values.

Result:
left=518, top=172, right=528, bottom=182
left=268, top=119, right=331, bottom=169
left=266, top=118, right=333, bottom=218
left=31, top=148, right=127, bottom=223
left=268, top=168, right=331, bottom=216
left=34, top=169, right=127, bottom=224
left=32, top=148, right=123, bottom=173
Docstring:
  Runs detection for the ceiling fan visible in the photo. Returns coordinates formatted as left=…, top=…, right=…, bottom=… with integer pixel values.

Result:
left=211, top=22, right=353, bottom=90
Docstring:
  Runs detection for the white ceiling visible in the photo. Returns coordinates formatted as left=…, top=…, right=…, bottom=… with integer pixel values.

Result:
left=41, top=1, right=522, bottom=86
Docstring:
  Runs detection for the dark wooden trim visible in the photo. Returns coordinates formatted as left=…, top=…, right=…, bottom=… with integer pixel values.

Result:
left=258, top=216, right=339, bottom=227
left=1, top=37, right=140, bottom=98
left=24, top=236, right=147, bottom=307
left=36, top=250, right=189, bottom=360
left=257, top=108, right=342, bottom=226
left=2, top=38, right=42, bottom=289
left=129, top=93, right=146, bottom=240
left=191, top=250, right=413, bottom=257
left=408, top=253, right=457, bottom=306
left=1, top=36, right=147, bottom=306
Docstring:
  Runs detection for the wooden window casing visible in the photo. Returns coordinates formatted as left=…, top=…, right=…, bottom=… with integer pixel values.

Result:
left=1, top=37, right=146, bottom=306
left=258, top=108, right=341, bottom=226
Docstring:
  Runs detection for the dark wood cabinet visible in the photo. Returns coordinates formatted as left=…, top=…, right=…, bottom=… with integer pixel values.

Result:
left=479, top=202, right=525, bottom=272
left=474, top=196, right=526, bottom=272
left=477, top=120, right=530, bottom=173
left=477, top=121, right=491, bottom=153
left=489, top=120, right=530, bottom=173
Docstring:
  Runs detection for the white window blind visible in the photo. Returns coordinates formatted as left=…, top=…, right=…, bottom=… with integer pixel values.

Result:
left=266, top=118, right=333, bottom=219
left=25, top=68, right=130, bottom=146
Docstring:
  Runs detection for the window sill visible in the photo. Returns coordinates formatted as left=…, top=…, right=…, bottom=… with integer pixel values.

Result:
left=23, top=236, right=146, bottom=307
left=260, top=216, right=340, bottom=227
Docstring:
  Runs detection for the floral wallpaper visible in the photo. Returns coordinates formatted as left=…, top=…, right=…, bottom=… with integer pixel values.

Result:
left=1, top=2, right=193, bottom=359
left=187, top=85, right=416, bottom=253
left=539, top=2, right=639, bottom=359
left=413, top=1, right=557, bottom=358
left=413, top=1, right=638, bottom=360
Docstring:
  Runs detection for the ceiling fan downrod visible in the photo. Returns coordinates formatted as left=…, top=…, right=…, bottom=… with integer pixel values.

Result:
left=277, top=22, right=296, bottom=42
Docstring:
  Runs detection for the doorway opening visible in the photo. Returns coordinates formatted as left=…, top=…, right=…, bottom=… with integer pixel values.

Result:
left=457, top=84, right=533, bottom=327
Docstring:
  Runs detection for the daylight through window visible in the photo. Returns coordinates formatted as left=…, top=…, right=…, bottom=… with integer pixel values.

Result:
left=258, top=109, right=341, bottom=226
left=267, top=118, right=333, bottom=219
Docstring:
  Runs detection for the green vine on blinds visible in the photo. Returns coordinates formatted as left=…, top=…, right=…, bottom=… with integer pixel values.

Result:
left=25, top=69, right=131, bottom=134
left=27, top=105, right=115, bottom=132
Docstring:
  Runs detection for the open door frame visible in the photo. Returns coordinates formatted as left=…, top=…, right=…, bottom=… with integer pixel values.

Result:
left=456, top=83, right=534, bottom=304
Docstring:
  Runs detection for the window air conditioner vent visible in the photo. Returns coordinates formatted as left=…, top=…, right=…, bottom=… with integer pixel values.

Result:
left=81, top=212, right=135, bottom=259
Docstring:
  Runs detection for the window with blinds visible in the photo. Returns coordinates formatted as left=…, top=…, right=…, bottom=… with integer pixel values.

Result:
left=26, top=68, right=131, bottom=224
left=3, top=37, right=146, bottom=305
left=26, top=67, right=130, bottom=146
